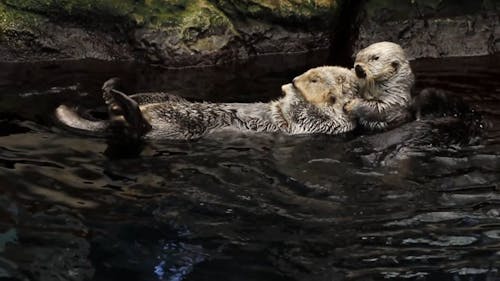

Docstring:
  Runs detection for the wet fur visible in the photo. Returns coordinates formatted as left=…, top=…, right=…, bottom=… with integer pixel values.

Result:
left=55, top=67, right=359, bottom=140
left=346, top=41, right=414, bottom=130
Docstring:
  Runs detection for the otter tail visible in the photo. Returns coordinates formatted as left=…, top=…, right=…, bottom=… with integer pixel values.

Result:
left=55, top=78, right=152, bottom=140
left=54, top=104, right=109, bottom=136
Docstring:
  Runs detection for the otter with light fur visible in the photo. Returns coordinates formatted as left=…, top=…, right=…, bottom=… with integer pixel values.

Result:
left=55, top=66, right=359, bottom=140
left=345, top=41, right=415, bottom=130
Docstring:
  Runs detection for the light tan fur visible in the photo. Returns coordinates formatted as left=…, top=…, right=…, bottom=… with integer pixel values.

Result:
left=292, top=66, right=359, bottom=110
left=345, top=41, right=414, bottom=130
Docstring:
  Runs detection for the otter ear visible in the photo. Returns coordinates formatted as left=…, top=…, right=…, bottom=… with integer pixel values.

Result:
left=391, top=61, right=399, bottom=70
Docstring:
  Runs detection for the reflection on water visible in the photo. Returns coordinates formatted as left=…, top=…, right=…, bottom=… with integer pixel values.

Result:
left=0, top=53, right=500, bottom=281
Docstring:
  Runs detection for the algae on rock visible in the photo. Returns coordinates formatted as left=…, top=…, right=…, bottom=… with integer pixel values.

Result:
left=0, top=0, right=341, bottom=66
left=211, top=0, right=338, bottom=23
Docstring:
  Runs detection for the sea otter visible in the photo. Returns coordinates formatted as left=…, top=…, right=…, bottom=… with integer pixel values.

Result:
left=55, top=66, right=359, bottom=140
left=344, top=41, right=414, bottom=130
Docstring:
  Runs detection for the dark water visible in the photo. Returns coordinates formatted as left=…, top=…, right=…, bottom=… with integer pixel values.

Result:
left=0, top=52, right=499, bottom=281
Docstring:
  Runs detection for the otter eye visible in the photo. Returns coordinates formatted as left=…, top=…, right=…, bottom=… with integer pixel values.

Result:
left=371, top=56, right=379, bottom=61
left=391, top=61, right=399, bottom=69
left=329, top=96, right=337, bottom=104
left=310, top=78, right=318, bottom=83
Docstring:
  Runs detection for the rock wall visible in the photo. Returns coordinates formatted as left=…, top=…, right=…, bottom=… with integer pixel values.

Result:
left=354, top=0, right=500, bottom=59
left=0, top=0, right=340, bottom=67
left=1, top=0, right=498, bottom=67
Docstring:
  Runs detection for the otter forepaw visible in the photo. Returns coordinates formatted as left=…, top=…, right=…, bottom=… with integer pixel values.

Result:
left=344, top=99, right=361, bottom=113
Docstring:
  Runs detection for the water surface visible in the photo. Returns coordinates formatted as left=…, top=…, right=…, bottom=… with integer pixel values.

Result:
left=0, top=53, right=500, bottom=281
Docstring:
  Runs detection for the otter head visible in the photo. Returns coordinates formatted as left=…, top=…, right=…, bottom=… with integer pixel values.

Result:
left=354, top=42, right=414, bottom=98
left=276, top=67, right=358, bottom=134
left=291, top=66, right=359, bottom=111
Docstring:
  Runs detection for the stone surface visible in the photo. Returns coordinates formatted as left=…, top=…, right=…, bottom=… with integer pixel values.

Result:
left=0, top=0, right=134, bottom=61
left=0, top=0, right=339, bottom=67
left=1, top=0, right=498, bottom=67
left=354, top=0, right=500, bottom=59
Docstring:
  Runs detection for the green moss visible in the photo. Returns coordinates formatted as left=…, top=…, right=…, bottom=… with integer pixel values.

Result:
left=2, top=0, right=135, bottom=18
left=134, top=0, right=229, bottom=28
left=134, top=0, right=187, bottom=26
left=136, top=0, right=238, bottom=47
left=1, top=0, right=335, bottom=35
left=0, top=0, right=230, bottom=30
left=0, top=0, right=237, bottom=51
left=0, top=2, right=45, bottom=33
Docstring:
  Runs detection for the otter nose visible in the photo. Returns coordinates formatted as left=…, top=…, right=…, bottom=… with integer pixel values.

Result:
left=354, top=64, right=366, bottom=78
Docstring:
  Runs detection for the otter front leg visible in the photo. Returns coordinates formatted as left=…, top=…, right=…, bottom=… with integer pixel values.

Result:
left=344, top=98, right=392, bottom=130
left=344, top=98, right=390, bottom=121
left=101, top=78, right=152, bottom=140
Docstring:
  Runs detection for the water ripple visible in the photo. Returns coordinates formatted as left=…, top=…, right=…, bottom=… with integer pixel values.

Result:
left=0, top=54, right=500, bottom=280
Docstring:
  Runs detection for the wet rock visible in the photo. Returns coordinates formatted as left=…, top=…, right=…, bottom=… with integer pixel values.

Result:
left=212, top=0, right=335, bottom=56
left=132, top=0, right=243, bottom=66
left=0, top=1, right=133, bottom=61
left=212, top=0, right=336, bottom=22
left=0, top=0, right=339, bottom=67
left=354, top=0, right=500, bottom=59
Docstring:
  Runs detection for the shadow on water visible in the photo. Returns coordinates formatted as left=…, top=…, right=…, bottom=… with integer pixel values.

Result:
left=0, top=52, right=500, bottom=281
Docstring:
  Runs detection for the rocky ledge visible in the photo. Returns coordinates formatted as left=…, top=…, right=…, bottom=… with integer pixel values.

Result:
left=353, top=0, right=500, bottom=59
left=0, top=0, right=498, bottom=67
left=0, top=0, right=338, bottom=67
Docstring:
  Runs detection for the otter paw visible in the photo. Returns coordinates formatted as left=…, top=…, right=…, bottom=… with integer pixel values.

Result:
left=344, top=99, right=360, bottom=113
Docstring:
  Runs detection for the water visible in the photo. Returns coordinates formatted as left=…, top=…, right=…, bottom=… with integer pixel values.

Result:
left=0, top=52, right=499, bottom=281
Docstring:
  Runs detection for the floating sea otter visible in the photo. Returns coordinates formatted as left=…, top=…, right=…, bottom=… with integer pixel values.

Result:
left=344, top=41, right=414, bottom=130
left=55, top=66, right=359, bottom=140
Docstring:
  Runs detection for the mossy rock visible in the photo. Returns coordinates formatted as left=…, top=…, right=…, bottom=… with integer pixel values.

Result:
left=176, top=0, right=236, bottom=42
left=211, top=0, right=340, bottom=24
left=1, top=0, right=235, bottom=41
left=134, top=0, right=239, bottom=65
left=1, top=0, right=200, bottom=26
left=0, top=2, right=45, bottom=33
left=2, top=0, right=135, bottom=23
left=0, top=0, right=339, bottom=66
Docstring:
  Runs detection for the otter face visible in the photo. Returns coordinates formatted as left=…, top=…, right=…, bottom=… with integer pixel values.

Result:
left=277, top=78, right=357, bottom=134
left=354, top=41, right=411, bottom=82
left=291, top=66, right=359, bottom=110
left=276, top=66, right=359, bottom=134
